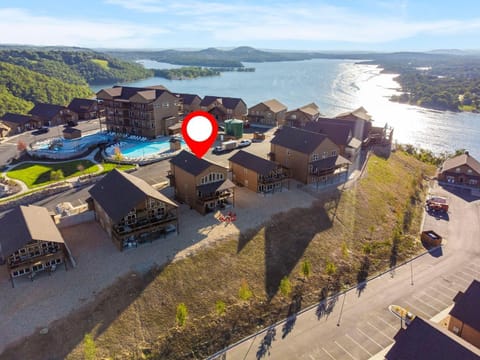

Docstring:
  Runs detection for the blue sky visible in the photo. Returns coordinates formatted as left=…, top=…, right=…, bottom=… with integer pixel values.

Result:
left=1, top=0, right=479, bottom=51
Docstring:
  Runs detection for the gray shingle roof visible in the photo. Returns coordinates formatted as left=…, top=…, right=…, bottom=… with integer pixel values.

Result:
left=170, top=150, right=218, bottom=176
left=0, top=205, right=64, bottom=260
left=67, top=98, right=96, bottom=113
left=310, top=155, right=351, bottom=170
left=450, top=280, right=480, bottom=332
left=386, top=317, right=480, bottom=360
left=271, top=126, right=328, bottom=154
left=97, top=86, right=172, bottom=101
left=174, top=93, right=200, bottom=105
left=89, top=169, right=177, bottom=223
left=200, top=95, right=245, bottom=110
left=304, top=121, right=352, bottom=146
left=0, top=113, right=33, bottom=125
left=229, top=150, right=279, bottom=176
left=29, top=103, right=65, bottom=119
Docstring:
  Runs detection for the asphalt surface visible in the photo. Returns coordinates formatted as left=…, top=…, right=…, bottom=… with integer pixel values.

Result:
left=213, top=183, right=480, bottom=360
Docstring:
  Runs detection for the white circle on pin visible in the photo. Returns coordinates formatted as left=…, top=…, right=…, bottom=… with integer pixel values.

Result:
left=186, top=116, right=213, bottom=142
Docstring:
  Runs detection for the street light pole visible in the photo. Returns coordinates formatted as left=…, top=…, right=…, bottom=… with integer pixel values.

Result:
left=410, top=261, right=414, bottom=286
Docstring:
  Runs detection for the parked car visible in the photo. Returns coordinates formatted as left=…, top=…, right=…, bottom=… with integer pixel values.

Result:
left=65, top=120, right=78, bottom=127
left=237, top=139, right=252, bottom=148
left=31, top=127, right=49, bottom=135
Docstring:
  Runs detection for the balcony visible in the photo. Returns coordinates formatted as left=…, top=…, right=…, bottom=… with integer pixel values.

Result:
left=259, top=173, right=289, bottom=184
left=113, top=213, right=177, bottom=237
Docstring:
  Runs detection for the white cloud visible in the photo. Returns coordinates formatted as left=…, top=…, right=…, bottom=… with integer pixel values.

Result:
left=0, top=8, right=168, bottom=48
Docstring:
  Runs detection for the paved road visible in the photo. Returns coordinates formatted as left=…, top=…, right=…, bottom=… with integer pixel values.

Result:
left=213, top=183, right=480, bottom=360
left=0, top=119, right=102, bottom=165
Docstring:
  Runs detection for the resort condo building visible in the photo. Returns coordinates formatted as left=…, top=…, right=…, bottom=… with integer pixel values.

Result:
left=96, top=86, right=181, bottom=139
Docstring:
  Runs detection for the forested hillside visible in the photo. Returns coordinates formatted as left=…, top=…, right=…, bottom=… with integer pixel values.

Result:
left=0, top=47, right=154, bottom=117
left=0, top=62, right=93, bottom=116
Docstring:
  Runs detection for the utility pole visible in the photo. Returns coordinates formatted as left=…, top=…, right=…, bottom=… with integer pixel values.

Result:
left=410, top=261, right=414, bottom=286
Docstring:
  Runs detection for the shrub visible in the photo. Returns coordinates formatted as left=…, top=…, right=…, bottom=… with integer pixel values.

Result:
left=176, top=303, right=188, bottom=327
left=215, top=300, right=226, bottom=316
left=279, top=276, right=292, bottom=297
left=83, top=333, right=97, bottom=360
left=325, top=260, right=337, bottom=276
left=238, top=279, right=253, bottom=301
left=50, top=169, right=64, bottom=181
left=301, top=259, right=312, bottom=279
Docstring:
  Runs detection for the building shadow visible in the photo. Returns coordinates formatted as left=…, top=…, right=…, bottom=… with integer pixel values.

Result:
left=264, top=201, right=333, bottom=299
left=438, top=184, right=478, bottom=203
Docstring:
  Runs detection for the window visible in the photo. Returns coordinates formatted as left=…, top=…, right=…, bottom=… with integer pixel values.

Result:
left=331, top=150, right=337, bottom=157
left=452, top=326, right=460, bottom=334
left=322, top=152, right=328, bottom=159
left=312, top=154, right=319, bottom=161
left=467, top=169, right=473, bottom=174
left=469, top=179, right=478, bottom=185
left=456, top=167, right=461, bottom=172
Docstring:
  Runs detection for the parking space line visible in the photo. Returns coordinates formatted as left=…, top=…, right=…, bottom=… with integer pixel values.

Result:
left=459, top=268, right=480, bottom=278
left=454, top=271, right=474, bottom=281
left=421, top=291, right=450, bottom=307
left=345, top=333, right=373, bottom=356
left=404, top=299, right=434, bottom=318
left=334, top=340, right=358, bottom=360
left=376, top=316, right=397, bottom=330
left=356, top=328, right=383, bottom=348
left=435, top=281, right=460, bottom=295
left=322, top=347, right=336, bottom=360
left=427, top=286, right=454, bottom=302
left=366, top=321, right=393, bottom=340
left=410, top=296, right=440, bottom=313
left=450, top=273, right=472, bottom=285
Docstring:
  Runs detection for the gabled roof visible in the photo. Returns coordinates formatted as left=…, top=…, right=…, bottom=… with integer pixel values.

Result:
left=271, top=126, right=329, bottom=154
left=200, top=95, right=245, bottom=110
left=196, top=179, right=235, bottom=193
left=0, top=112, right=33, bottom=125
left=96, top=86, right=172, bottom=102
left=442, top=153, right=480, bottom=175
left=67, top=98, right=96, bottom=113
left=386, top=317, right=480, bottom=360
left=251, top=99, right=287, bottom=113
left=170, top=150, right=220, bottom=176
left=304, top=121, right=352, bottom=146
left=229, top=150, right=279, bottom=176
left=89, top=169, right=177, bottom=223
left=450, top=280, right=480, bottom=332
left=286, top=103, right=320, bottom=118
left=0, top=205, right=64, bottom=260
left=310, top=155, right=351, bottom=169
left=174, top=93, right=201, bottom=105
left=28, top=103, right=65, bottom=119
left=336, top=106, right=372, bottom=121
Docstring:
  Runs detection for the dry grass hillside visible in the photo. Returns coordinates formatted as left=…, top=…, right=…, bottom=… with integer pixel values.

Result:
left=2, top=151, right=436, bottom=360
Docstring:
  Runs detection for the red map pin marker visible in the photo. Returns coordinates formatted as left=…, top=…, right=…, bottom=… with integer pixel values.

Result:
left=181, top=111, right=218, bottom=158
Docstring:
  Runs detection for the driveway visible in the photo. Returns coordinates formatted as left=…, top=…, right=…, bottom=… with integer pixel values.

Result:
left=214, top=182, right=480, bottom=360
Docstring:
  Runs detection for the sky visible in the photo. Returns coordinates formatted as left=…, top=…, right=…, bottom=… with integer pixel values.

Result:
left=0, top=0, right=479, bottom=51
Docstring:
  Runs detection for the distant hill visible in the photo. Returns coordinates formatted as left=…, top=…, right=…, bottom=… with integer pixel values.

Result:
left=105, top=46, right=353, bottom=67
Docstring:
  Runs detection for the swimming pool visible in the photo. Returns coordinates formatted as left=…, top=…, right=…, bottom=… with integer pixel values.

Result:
left=105, top=136, right=186, bottom=162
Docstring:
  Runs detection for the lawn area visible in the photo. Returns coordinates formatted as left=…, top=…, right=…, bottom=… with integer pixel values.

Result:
left=100, top=162, right=136, bottom=174
left=91, top=59, right=109, bottom=69
left=7, top=160, right=98, bottom=188
left=55, top=152, right=434, bottom=359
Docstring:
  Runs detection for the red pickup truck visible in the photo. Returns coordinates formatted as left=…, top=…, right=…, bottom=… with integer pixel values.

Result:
left=426, top=196, right=448, bottom=212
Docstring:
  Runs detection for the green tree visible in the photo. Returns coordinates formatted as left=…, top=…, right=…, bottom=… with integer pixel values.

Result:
left=50, top=169, right=65, bottom=181
left=325, top=260, right=337, bottom=276
left=300, top=259, right=312, bottom=279
left=83, top=333, right=97, bottom=360
left=176, top=303, right=188, bottom=327
left=279, top=276, right=292, bottom=297
left=238, top=279, right=253, bottom=301
left=215, top=300, right=226, bottom=316
left=113, top=146, right=123, bottom=161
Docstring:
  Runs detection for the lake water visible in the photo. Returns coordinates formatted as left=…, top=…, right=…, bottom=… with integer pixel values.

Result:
left=91, top=59, right=480, bottom=158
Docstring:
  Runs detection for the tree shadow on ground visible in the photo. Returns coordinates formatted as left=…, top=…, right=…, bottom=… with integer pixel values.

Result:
left=263, top=198, right=334, bottom=299
left=356, top=256, right=370, bottom=297
left=282, top=291, right=302, bottom=339
left=316, top=280, right=342, bottom=320
left=256, top=326, right=276, bottom=359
